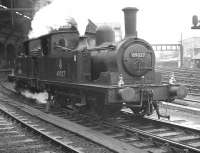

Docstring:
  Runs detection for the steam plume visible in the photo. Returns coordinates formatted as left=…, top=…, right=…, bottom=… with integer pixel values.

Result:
left=21, top=90, right=48, bottom=104
left=29, top=0, right=88, bottom=38
left=34, top=0, right=54, bottom=12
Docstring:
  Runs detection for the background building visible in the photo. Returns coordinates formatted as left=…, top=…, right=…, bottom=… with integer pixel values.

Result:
left=182, top=37, right=200, bottom=68
left=0, top=0, right=50, bottom=68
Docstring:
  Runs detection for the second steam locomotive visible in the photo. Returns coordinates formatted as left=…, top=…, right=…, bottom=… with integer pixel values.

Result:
left=9, top=7, right=188, bottom=118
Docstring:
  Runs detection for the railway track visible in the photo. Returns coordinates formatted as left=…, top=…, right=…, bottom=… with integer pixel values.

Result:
left=0, top=103, right=78, bottom=152
left=51, top=108, right=200, bottom=153
left=0, top=86, right=119, bottom=153
left=2, top=81, right=200, bottom=153
left=0, top=81, right=144, bottom=153
left=156, top=66, right=200, bottom=76
left=0, top=111, right=61, bottom=153
left=0, top=101, right=116, bottom=153
left=156, top=67, right=200, bottom=94
left=155, top=66, right=200, bottom=80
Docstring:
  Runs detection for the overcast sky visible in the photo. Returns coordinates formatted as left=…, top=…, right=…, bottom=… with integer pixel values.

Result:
left=31, top=0, right=200, bottom=43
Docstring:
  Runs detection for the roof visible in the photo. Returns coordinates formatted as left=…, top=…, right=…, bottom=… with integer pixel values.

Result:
left=192, top=53, right=200, bottom=59
left=0, top=0, right=50, bottom=43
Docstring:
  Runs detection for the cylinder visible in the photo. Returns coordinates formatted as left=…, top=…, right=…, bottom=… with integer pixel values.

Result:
left=122, top=7, right=138, bottom=38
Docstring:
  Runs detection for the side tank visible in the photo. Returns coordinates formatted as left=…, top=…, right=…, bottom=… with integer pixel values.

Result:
left=91, top=25, right=116, bottom=80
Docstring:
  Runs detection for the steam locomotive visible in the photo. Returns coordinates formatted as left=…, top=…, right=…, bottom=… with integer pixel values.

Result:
left=8, top=7, right=188, bottom=118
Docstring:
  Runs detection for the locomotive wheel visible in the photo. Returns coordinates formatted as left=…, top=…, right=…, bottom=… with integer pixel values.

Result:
left=86, top=93, right=122, bottom=118
left=53, top=95, right=66, bottom=108
left=103, top=105, right=122, bottom=117
left=167, top=98, right=175, bottom=102
left=87, top=100, right=122, bottom=118
left=87, top=98, right=105, bottom=117
left=130, top=108, right=146, bottom=117
left=14, top=83, right=23, bottom=95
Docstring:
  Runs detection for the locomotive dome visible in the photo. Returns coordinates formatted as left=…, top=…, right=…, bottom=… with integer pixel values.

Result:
left=96, top=25, right=115, bottom=46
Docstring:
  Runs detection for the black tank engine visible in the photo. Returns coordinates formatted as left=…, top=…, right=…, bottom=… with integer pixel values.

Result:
left=8, top=7, right=188, bottom=118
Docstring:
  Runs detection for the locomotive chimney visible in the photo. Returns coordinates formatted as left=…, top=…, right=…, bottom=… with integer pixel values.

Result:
left=122, top=7, right=138, bottom=38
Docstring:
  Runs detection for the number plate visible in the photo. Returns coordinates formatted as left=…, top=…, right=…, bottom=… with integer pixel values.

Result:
left=56, top=70, right=66, bottom=77
left=130, top=52, right=145, bottom=58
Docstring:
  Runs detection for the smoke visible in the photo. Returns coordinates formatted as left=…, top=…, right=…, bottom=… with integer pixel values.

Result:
left=21, top=90, right=48, bottom=104
left=34, top=0, right=54, bottom=12
left=29, top=0, right=88, bottom=38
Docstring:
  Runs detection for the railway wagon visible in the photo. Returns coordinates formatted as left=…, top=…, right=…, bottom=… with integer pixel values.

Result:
left=8, top=7, right=188, bottom=118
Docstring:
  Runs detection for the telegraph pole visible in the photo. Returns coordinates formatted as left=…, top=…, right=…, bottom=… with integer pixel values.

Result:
left=179, top=33, right=183, bottom=68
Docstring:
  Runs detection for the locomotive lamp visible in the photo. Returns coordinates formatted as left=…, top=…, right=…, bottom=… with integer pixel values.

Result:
left=118, top=74, right=125, bottom=87
left=169, top=72, right=176, bottom=84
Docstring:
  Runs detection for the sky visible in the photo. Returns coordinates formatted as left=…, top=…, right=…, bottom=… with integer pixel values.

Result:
left=30, top=0, right=200, bottom=44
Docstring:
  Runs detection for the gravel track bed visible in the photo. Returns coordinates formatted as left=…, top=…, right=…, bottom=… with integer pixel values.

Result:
left=0, top=111, right=62, bottom=153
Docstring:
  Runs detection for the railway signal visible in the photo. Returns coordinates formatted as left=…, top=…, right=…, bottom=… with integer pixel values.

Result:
left=192, top=15, right=200, bottom=29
